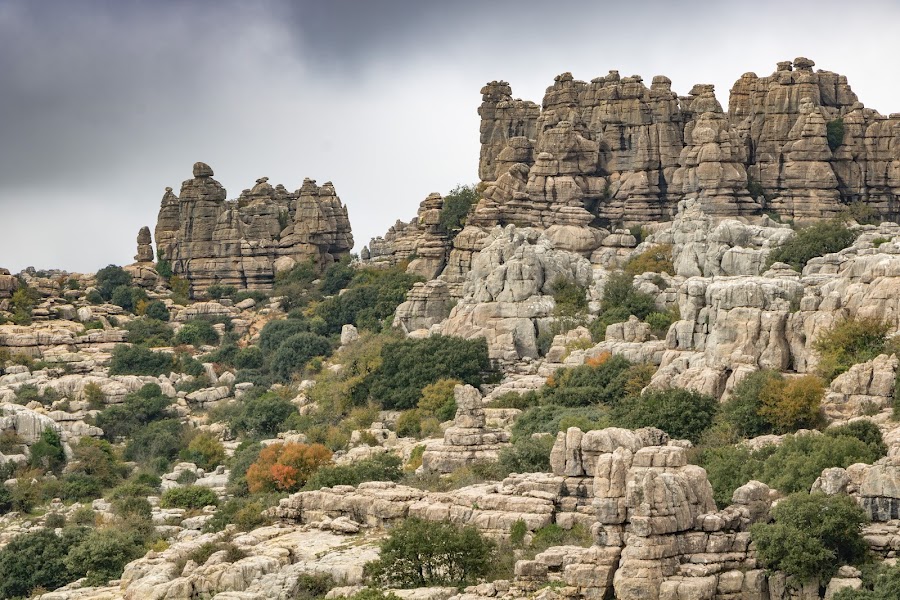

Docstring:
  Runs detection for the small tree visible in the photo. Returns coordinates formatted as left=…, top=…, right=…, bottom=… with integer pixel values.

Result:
left=366, top=517, right=495, bottom=587
left=29, top=428, right=66, bottom=473
left=438, top=185, right=480, bottom=236
left=751, top=492, right=868, bottom=582
left=160, top=485, right=219, bottom=509
left=814, top=317, right=889, bottom=382
left=95, top=265, right=132, bottom=300
left=174, top=319, right=220, bottom=347
left=181, top=432, right=226, bottom=471
left=768, top=220, right=858, bottom=271
left=246, top=442, right=332, bottom=493
left=615, top=387, right=717, bottom=443
left=758, top=374, right=825, bottom=433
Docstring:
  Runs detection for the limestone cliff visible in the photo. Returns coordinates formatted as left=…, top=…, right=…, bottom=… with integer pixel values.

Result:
left=154, top=162, right=353, bottom=295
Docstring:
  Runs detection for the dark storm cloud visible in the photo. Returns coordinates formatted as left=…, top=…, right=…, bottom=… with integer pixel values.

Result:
left=0, top=0, right=899, bottom=272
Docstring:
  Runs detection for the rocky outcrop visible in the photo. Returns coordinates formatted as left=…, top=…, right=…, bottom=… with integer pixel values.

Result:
left=363, top=193, right=451, bottom=280
left=821, top=354, right=897, bottom=420
left=478, top=58, right=900, bottom=225
left=421, top=384, right=510, bottom=473
left=0, top=269, right=19, bottom=299
left=154, top=163, right=352, bottom=296
left=134, top=226, right=154, bottom=263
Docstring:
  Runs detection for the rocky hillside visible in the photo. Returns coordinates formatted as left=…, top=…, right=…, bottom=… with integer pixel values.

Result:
left=4, top=57, right=900, bottom=600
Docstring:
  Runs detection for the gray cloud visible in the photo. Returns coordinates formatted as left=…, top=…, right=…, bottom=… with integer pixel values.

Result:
left=1, top=0, right=899, bottom=272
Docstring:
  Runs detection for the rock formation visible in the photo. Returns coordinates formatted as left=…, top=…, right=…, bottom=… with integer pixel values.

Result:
left=421, top=384, right=510, bottom=472
left=154, top=162, right=353, bottom=295
left=134, top=226, right=154, bottom=263
left=478, top=58, right=900, bottom=226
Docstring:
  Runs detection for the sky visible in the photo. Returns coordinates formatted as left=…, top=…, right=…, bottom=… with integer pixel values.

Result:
left=1, top=0, right=899, bottom=273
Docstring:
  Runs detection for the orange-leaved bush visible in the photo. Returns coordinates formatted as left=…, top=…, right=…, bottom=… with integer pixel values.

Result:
left=246, top=442, right=332, bottom=493
left=758, top=374, right=825, bottom=434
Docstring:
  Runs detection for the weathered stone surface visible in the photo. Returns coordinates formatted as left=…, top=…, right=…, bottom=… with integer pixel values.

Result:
left=134, top=226, right=154, bottom=263
left=154, top=164, right=352, bottom=296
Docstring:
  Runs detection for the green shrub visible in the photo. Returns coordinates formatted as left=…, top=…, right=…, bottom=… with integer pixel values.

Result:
left=0, top=485, right=12, bottom=514
left=155, top=258, right=173, bottom=279
left=417, top=378, right=460, bottom=422
left=111, top=285, right=147, bottom=313
left=814, top=317, right=890, bottom=382
left=363, top=336, right=495, bottom=410
left=180, top=432, right=226, bottom=470
left=143, top=300, right=170, bottom=321
left=365, top=517, right=495, bottom=587
left=304, top=453, right=403, bottom=490
left=108, top=344, right=174, bottom=376
left=768, top=220, right=858, bottom=271
left=758, top=374, right=825, bottom=434
left=233, top=290, right=269, bottom=304
left=833, top=563, right=900, bottom=599
left=124, top=318, right=173, bottom=346
left=94, top=265, right=132, bottom=301
left=530, top=522, right=593, bottom=553
left=760, top=431, right=884, bottom=494
left=644, top=308, right=679, bottom=337
left=0, top=527, right=87, bottom=598
left=615, top=388, right=717, bottom=443
left=550, top=276, right=588, bottom=317
left=590, top=272, right=657, bottom=339
left=625, top=244, right=674, bottom=276
left=751, top=492, right=868, bottom=582
left=160, top=485, right=219, bottom=509
left=174, top=319, right=220, bottom=347
left=495, top=435, right=555, bottom=476
left=270, top=332, right=332, bottom=383
left=234, top=346, right=264, bottom=369
left=203, top=496, right=272, bottom=533
left=29, top=427, right=66, bottom=473
left=228, top=393, right=298, bottom=438
left=226, top=441, right=263, bottom=496
left=124, top=419, right=191, bottom=470
left=542, top=354, right=634, bottom=407
left=722, top=370, right=781, bottom=438
left=315, top=266, right=424, bottom=334
left=206, top=284, right=237, bottom=300
left=320, top=256, right=355, bottom=296
left=828, top=420, right=888, bottom=457
left=511, top=405, right=609, bottom=441
left=696, top=445, right=767, bottom=508
left=827, top=118, right=845, bottom=152
left=438, top=184, right=479, bottom=236
left=96, top=383, right=173, bottom=441
left=65, top=527, right=148, bottom=586
left=259, top=319, right=312, bottom=355
left=86, top=289, right=104, bottom=304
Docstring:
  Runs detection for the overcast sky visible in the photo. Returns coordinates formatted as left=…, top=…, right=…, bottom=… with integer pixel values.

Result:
left=1, top=0, right=899, bottom=273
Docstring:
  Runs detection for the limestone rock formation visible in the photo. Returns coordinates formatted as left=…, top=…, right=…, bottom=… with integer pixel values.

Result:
left=363, top=193, right=451, bottom=280
left=421, top=384, right=510, bottom=473
left=0, top=268, right=18, bottom=299
left=477, top=58, right=900, bottom=225
left=134, top=226, right=154, bottom=263
left=154, top=163, right=353, bottom=295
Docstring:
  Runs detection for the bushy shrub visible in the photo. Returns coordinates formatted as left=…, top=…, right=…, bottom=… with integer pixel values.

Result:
left=228, top=392, right=298, bottom=438
left=827, top=420, right=887, bottom=457
left=226, top=441, right=263, bottom=496
left=64, top=437, right=127, bottom=492
left=814, top=317, right=890, bottom=382
left=160, top=485, right=219, bottom=509
left=751, top=492, right=868, bottom=582
left=363, top=336, right=494, bottom=410
left=180, top=432, right=226, bottom=471
left=64, top=527, right=146, bottom=586
left=721, top=370, right=781, bottom=438
left=203, top=497, right=272, bottom=533
left=315, top=266, right=424, bottom=334
left=760, top=431, right=884, bottom=494
left=438, top=184, right=479, bottom=235
left=246, top=442, right=332, bottom=493
left=758, top=374, right=825, bottom=433
left=590, top=272, right=657, bottom=339
left=143, top=300, right=170, bottom=321
left=827, top=118, right=845, bottom=152
left=768, top=220, right=858, bottom=271
left=108, top=344, right=174, bottom=376
left=111, top=285, right=147, bottom=313
left=95, top=265, right=132, bottom=301
left=625, top=244, right=674, bottom=276
left=304, top=453, right=403, bottom=490
left=550, top=276, right=588, bottom=317
left=495, top=435, right=555, bottom=476
left=234, top=346, right=264, bottom=369
left=174, top=319, right=220, bottom=347
left=320, top=256, right=355, bottom=296
left=29, top=427, right=66, bottom=473
left=124, top=318, right=173, bottom=346
left=417, top=378, right=460, bottom=422
left=542, top=354, right=634, bottom=407
left=833, top=563, right=900, bottom=599
left=697, top=445, right=766, bottom=508
left=615, top=388, right=717, bottom=443
left=96, top=383, right=173, bottom=441
left=259, top=318, right=313, bottom=355
left=511, top=405, right=609, bottom=441
left=0, top=527, right=87, bottom=598
left=206, top=284, right=237, bottom=300
left=124, top=418, right=190, bottom=470
left=365, top=517, right=495, bottom=587
left=270, top=332, right=332, bottom=383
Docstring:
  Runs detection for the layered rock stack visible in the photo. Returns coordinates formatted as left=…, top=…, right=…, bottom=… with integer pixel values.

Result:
left=477, top=57, right=900, bottom=225
left=421, top=384, right=511, bottom=473
left=362, top=192, right=451, bottom=279
left=153, top=162, right=352, bottom=295
left=134, top=226, right=154, bottom=263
